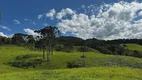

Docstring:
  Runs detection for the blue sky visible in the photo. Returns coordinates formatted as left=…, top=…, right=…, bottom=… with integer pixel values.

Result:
left=0, top=0, right=142, bottom=39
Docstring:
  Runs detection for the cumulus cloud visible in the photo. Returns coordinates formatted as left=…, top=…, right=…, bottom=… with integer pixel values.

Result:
left=57, top=1, right=142, bottom=40
left=56, top=8, right=75, bottom=19
left=0, top=25, right=11, bottom=31
left=24, top=28, right=40, bottom=37
left=0, top=32, right=7, bottom=37
left=13, top=19, right=21, bottom=24
left=46, top=9, right=56, bottom=20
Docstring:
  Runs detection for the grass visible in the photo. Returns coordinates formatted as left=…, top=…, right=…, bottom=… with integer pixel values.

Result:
left=0, top=67, right=142, bottom=80
left=2, top=45, right=142, bottom=69
left=0, top=45, right=142, bottom=80
left=125, top=44, right=142, bottom=51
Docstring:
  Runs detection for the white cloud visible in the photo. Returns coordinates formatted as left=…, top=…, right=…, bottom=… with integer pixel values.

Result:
left=37, top=14, right=43, bottom=19
left=32, top=21, right=36, bottom=25
left=0, top=25, right=11, bottom=31
left=24, top=19, right=29, bottom=21
left=24, top=28, right=40, bottom=37
left=13, top=19, right=21, bottom=24
left=24, top=19, right=36, bottom=25
left=46, top=9, right=56, bottom=20
left=0, top=32, right=8, bottom=37
left=57, top=1, right=142, bottom=40
left=56, top=8, right=75, bottom=19
left=43, top=23, right=48, bottom=26
left=139, top=11, right=142, bottom=16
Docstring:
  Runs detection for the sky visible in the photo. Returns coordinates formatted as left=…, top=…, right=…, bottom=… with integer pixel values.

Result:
left=0, top=0, right=142, bottom=40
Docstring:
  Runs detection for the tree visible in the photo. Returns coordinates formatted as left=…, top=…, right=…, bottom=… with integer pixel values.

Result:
left=63, top=43, right=73, bottom=52
left=26, top=35, right=35, bottom=49
left=12, top=33, right=28, bottom=45
left=132, top=50, right=142, bottom=58
left=35, top=39, right=46, bottom=60
left=35, top=26, right=60, bottom=63
left=78, top=40, right=88, bottom=67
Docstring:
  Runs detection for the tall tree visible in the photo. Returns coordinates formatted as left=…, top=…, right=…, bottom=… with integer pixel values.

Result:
left=26, top=35, right=36, bottom=49
left=35, top=26, right=60, bottom=63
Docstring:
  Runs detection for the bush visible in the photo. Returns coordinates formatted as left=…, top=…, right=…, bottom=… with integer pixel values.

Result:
left=63, top=44, right=73, bottom=53
left=77, top=47, right=89, bottom=52
left=15, top=54, right=38, bottom=60
left=9, top=58, right=43, bottom=68
left=66, top=59, right=84, bottom=68
left=55, top=44, right=73, bottom=52
left=132, top=50, right=142, bottom=58
left=54, top=45, right=64, bottom=51
left=8, top=54, right=43, bottom=68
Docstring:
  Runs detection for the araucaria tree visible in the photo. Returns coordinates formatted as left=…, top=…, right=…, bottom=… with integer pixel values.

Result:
left=35, top=26, right=60, bottom=63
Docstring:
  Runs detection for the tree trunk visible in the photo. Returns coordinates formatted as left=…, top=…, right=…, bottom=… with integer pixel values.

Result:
left=50, top=43, right=53, bottom=55
left=43, top=48, right=45, bottom=60
left=82, top=52, right=85, bottom=67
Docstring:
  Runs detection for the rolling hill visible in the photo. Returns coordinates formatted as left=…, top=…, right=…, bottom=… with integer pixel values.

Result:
left=0, top=45, right=142, bottom=80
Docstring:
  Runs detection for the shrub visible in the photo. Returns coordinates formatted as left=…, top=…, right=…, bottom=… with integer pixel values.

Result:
left=54, top=45, right=64, bottom=51
left=9, top=58, right=43, bottom=68
left=132, top=50, right=142, bottom=58
left=15, top=54, right=38, bottom=60
left=8, top=54, right=43, bottom=68
left=66, top=59, right=84, bottom=68
left=77, top=47, right=89, bottom=52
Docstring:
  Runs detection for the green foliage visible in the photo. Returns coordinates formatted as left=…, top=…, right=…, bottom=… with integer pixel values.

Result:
left=54, top=44, right=73, bottom=52
left=56, top=36, right=84, bottom=46
left=0, top=37, right=12, bottom=45
left=8, top=54, right=43, bottom=68
left=77, top=46, right=89, bottom=52
left=132, top=50, right=142, bottom=58
left=66, top=59, right=85, bottom=68
left=54, top=44, right=64, bottom=51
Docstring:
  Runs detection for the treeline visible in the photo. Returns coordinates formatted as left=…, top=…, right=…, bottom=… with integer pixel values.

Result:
left=0, top=28, right=142, bottom=58
left=56, top=37, right=142, bottom=58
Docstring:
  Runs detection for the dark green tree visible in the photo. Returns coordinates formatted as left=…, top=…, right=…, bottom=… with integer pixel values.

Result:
left=35, top=26, right=60, bottom=63
left=12, top=33, right=28, bottom=45
left=26, top=35, right=36, bottom=49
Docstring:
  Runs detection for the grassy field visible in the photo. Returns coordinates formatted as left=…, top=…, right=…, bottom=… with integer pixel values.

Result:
left=0, top=67, right=142, bottom=80
left=125, top=44, right=142, bottom=51
left=0, top=45, right=142, bottom=80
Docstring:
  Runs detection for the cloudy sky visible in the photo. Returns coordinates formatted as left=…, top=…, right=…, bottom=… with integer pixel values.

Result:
left=0, top=0, right=142, bottom=40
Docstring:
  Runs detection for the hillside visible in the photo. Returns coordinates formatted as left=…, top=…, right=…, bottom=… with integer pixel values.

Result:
left=0, top=45, right=142, bottom=69
left=0, top=45, right=142, bottom=80
left=125, top=44, right=142, bottom=51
